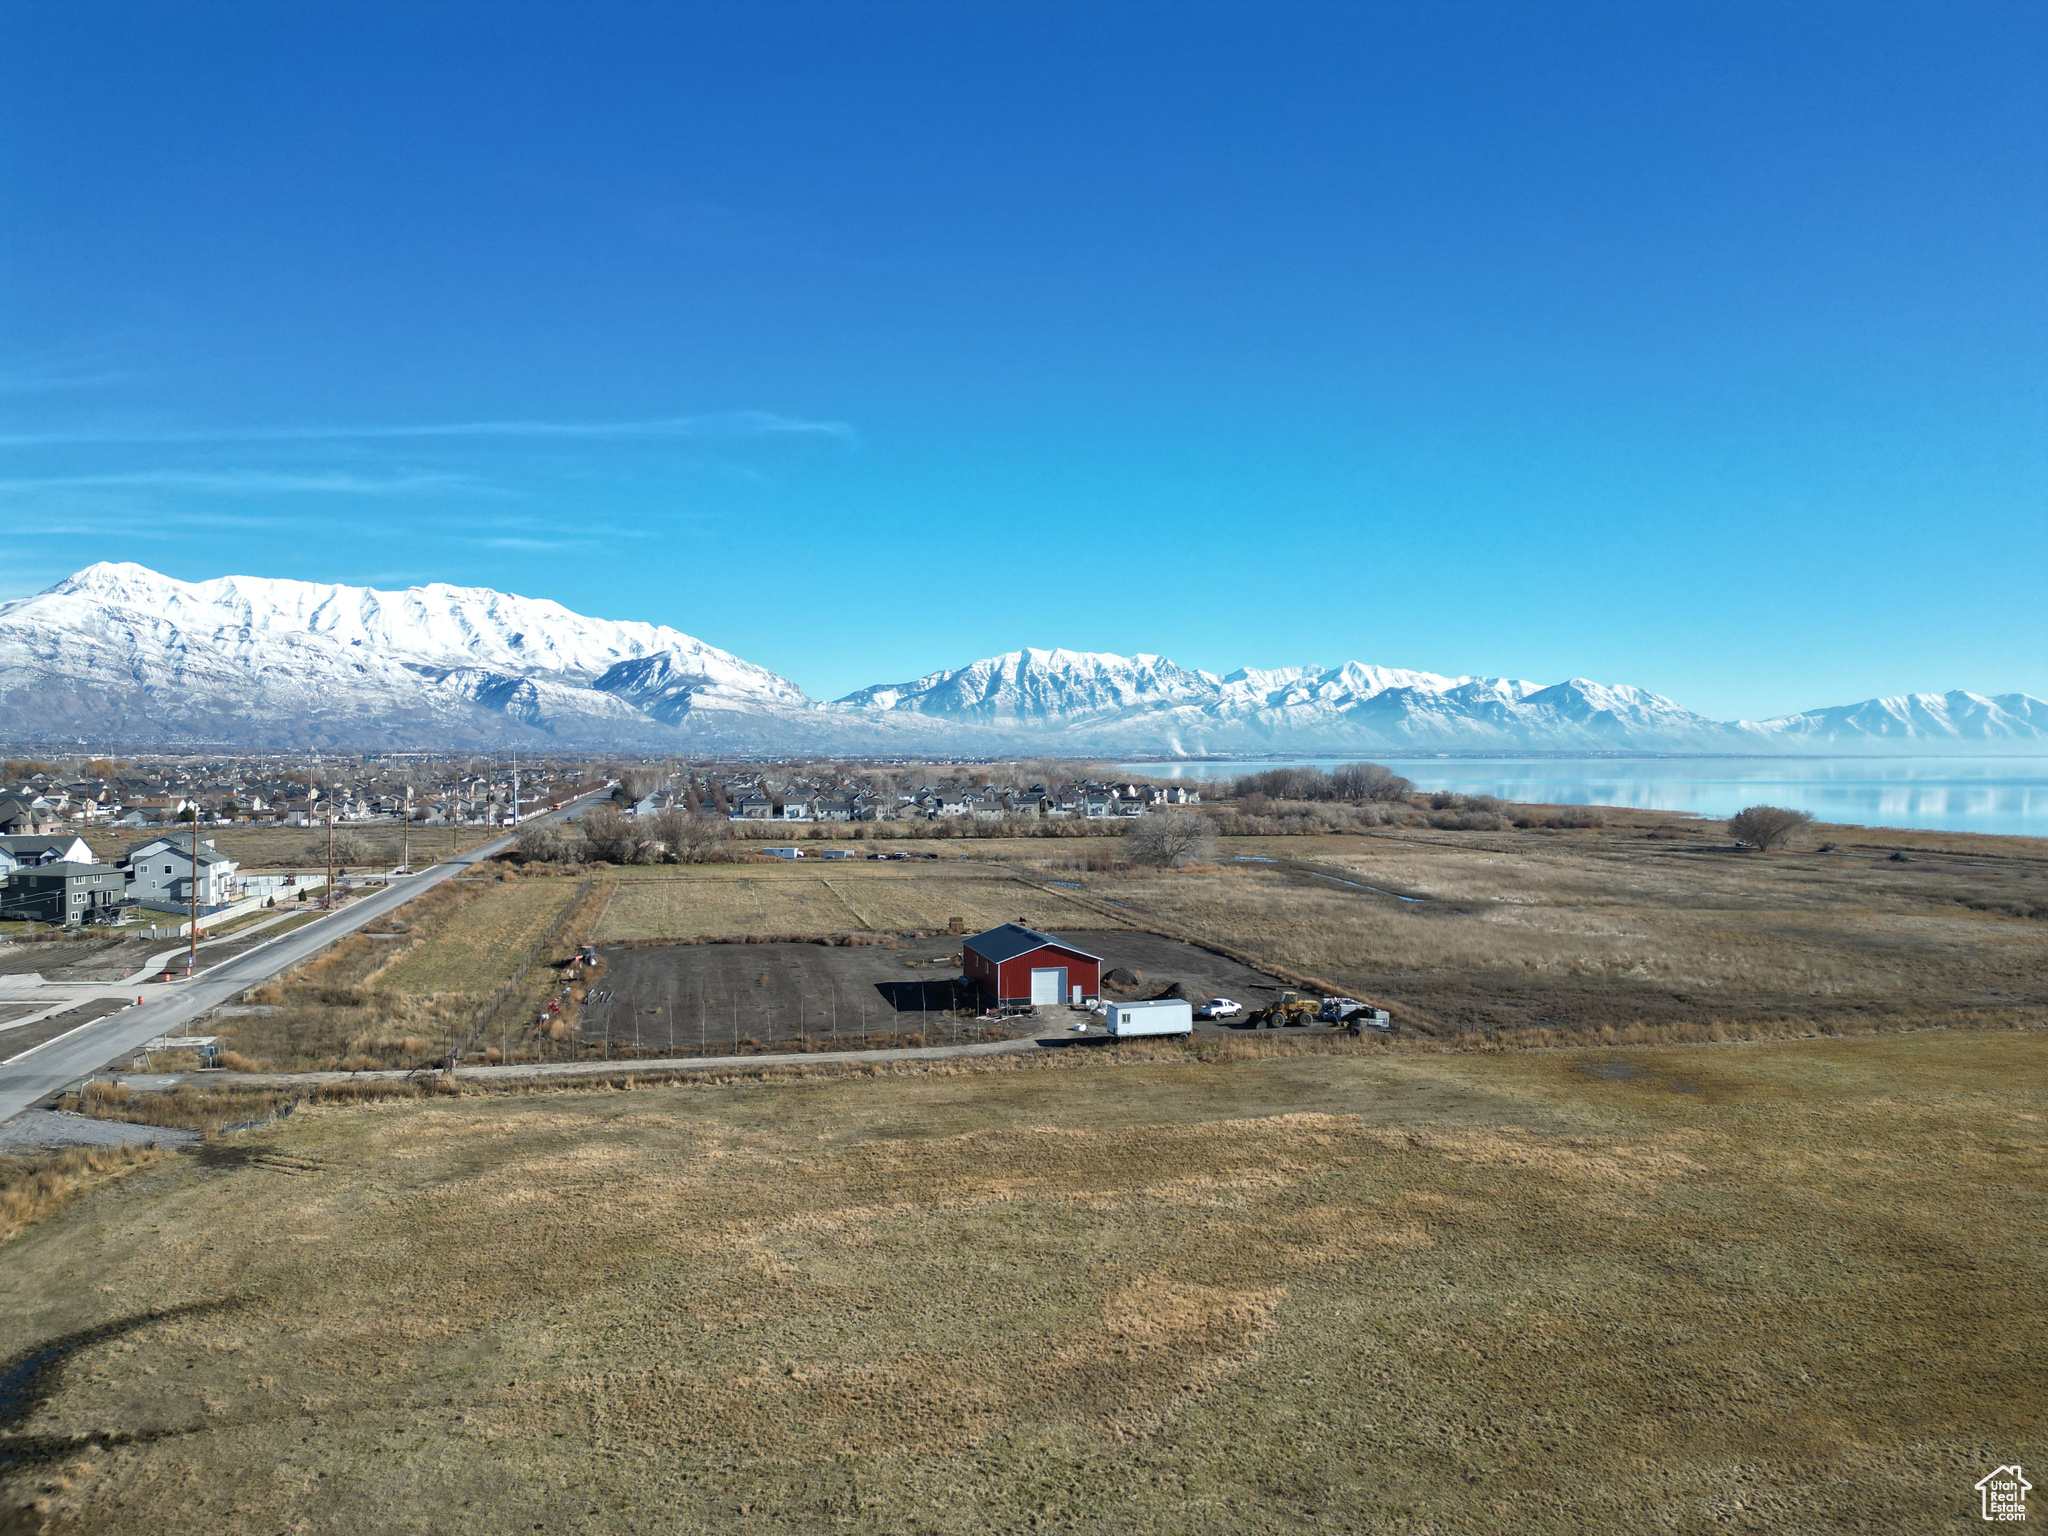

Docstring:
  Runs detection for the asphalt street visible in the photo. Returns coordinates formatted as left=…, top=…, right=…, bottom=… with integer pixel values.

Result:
left=0, top=794, right=601, bottom=1126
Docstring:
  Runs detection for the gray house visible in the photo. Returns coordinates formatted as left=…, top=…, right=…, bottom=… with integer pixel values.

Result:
left=3, top=861, right=126, bottom=925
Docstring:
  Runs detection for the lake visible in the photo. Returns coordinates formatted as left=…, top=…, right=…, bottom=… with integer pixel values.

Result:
left=1115, top=756, right=2048, bottom=839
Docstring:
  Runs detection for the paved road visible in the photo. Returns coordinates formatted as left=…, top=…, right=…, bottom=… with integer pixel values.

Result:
left=0, top=794, right=602, bottom=1125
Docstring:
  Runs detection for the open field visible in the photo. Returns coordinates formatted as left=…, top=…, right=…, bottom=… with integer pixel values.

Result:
left=1006, top=825, right=2048, bottom=1039
left=583, top=819, right=2048, bottom=1043
left=376, top=878, right=583, bottom=995
left=591, top=865, right=1131, bottom=942
left=32, top=809, right=2039, bottom=1077
left=192, top=874, right=602, bottom=1072
left=0, top=1028, right=2040, bottom=1532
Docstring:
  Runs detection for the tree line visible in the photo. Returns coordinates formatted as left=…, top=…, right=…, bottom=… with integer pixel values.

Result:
left=1228, top=762, right=1415, bottom=804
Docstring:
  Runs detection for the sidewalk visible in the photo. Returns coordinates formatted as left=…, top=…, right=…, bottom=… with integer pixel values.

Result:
left=92, top=1034, right=1045, bottom=1092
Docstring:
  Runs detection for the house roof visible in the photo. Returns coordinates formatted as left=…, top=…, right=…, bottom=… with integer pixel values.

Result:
left=0, top=834, right=89, bottom=856
left=961, top=923, right=1101, bottom=966
left=10, top=861, right=123, bottom=879
left=124, top=839, right=232, bottom=867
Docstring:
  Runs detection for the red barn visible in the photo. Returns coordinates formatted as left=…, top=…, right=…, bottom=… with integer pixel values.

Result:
left=961, top=923, right=1101, bottom=1007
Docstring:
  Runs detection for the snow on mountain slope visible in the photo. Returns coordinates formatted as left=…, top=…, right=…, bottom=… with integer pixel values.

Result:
left=835, top=648, right=1221, bottom=721
left=14, top=562, right=802, bottom=698
left=834, top=650, right=1743, bottom=752
left=1750, top=691, right=2048, bottom=747
left=3, top=565, right=2041, bottom=753
left=0, top=563, right=815, bottom=747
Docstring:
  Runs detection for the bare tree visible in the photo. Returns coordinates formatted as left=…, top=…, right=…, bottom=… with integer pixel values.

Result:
left=652, top=805, right=730, bottom=863
left=1727, top=805, right=1813, bottom=852
left=579, top=803, right=645, bottom=864
left=1123, top=810, right=1217, bottom=869
left=1331, top=762, right=1415, bottom=802
left=514, top=822, right=583, bottom=864
left=305, top=831, right=372, bottom=869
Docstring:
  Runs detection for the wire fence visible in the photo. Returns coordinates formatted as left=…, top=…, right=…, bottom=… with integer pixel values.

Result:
left=455, top=878, right=593, bottom=1061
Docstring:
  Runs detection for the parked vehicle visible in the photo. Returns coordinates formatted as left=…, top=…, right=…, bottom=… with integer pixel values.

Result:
left=1104, top=999, right=1193, bottom=1037
left=1320, top=996, right=1393, bottom=1032
left=1195, top=997, right=1242, bottom=1020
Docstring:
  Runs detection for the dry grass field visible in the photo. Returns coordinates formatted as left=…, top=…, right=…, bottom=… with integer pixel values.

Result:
left=592, top=865, right=1129, bottom=942
left=0, top=1028, right=2040, bottom=1533
left=1048, top=826, right=2048, bottom=1039
left=376, top=878, right=583, bottom=995
left=199, top=874, right=600, bottom=1072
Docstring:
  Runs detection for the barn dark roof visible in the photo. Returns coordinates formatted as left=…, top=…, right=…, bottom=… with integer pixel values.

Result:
left=961, top=923, right=1101, bottom=965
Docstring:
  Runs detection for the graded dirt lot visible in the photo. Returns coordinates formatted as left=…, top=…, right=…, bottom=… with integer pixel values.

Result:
left=0, top=1028, right=2040, bottom=1533
left=587, top=930, right=1289, bottom=1053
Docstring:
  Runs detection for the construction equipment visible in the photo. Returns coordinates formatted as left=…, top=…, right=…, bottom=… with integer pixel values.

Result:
left=1319, top=996, right=1394, bottom=1033
left=1253, top=990, right=1320, bottom=1029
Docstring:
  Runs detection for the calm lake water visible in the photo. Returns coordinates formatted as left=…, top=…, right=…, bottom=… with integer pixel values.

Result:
left=1116, top=757, right=2048, bottom=839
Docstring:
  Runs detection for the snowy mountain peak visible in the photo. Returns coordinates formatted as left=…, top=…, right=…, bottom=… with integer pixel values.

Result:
left=2, top=564, right=2041, bottom=753
left=833, top=647, right=1220, bottom=720
left=1756, top=689, right=2048, bottom=744
left=24, top=562, right=799, bottom=695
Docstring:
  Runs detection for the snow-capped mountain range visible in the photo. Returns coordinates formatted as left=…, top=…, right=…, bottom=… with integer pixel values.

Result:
left=3, top=563, right=2043, bottom=755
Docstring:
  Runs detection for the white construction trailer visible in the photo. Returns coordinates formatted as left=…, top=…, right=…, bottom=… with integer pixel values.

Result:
left=1104, top=999, right=1193, bottom=1038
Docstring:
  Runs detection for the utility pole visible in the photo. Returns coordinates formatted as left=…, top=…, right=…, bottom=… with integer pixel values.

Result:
left=325, top=786, right=336, bottom=910
left=401, top=780, right=411, bottom=873
left=186, top=804, right=199, bottom=977
left=511, top=753, right=520, bottom=828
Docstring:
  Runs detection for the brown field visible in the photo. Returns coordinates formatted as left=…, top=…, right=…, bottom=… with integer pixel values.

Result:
left=592, top=865, right=1130, bottom=942
left=584, top=820, right=2048, bottom=1043
left=199, top=875, right=601, bottom=1072
left=376, top=878, right=583, bottom=995
left=1034, top=825, right=2048, bottom=1039
left=1, top=1027, right=2041, bottom=1533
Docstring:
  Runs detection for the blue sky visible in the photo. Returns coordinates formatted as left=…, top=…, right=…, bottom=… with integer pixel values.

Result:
left=2, top=1, right=2042, bottom=718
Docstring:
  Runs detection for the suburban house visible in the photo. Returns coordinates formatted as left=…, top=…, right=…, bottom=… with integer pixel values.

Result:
left=0, top=832, right=97, bottom=876
left=778, top=793, right=816, bottom=821
left=0, top=798, right=60, bottom=836
left=122, top=836, right=242, bottom=909
left=2, top=861, right=127, bottom=925
left=735, top=794, right=774, bottom=821
left=960, top=923, right=1102, bottom=1008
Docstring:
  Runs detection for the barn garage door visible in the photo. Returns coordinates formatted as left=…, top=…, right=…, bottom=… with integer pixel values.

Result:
left=1029, top=967, right=1066, bottom=1005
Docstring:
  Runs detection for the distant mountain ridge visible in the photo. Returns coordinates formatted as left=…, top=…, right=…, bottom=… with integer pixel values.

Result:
left=834, top=647, right=2048, bottom=755
left=1, top=564, right=2040, bottom=754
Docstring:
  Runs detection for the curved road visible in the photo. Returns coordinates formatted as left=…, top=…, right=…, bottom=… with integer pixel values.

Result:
left=0, top=794, right=602, bottom=1125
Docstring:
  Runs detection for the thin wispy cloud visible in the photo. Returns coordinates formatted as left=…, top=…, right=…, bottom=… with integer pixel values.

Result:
left=0, top=368, right=134, bottom=396
left=0, top=469, right=479, bottom=495
left=0, top=345, right=134, bottom=396
left=0, top=410, right=856, bottom=449
left=476, top=535, right=577, bottom=552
